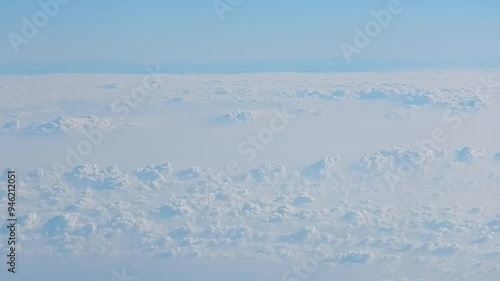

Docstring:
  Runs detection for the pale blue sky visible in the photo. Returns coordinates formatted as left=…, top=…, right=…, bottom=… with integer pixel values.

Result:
left=0, top=0, right=499, bottom=71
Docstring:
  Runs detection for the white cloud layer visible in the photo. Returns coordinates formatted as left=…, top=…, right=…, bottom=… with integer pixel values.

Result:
left=1, top=72, right=500, bottom=280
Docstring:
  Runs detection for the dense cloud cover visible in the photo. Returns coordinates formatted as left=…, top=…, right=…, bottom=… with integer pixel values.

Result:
left=1, top=72, right=500, bottom=280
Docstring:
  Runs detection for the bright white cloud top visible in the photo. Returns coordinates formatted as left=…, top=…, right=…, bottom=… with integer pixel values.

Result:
left=0, top=71, right=500, bottom=281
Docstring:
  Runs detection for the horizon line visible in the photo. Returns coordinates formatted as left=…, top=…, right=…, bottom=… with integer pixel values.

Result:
left=1, top=59, right=499, bottom=75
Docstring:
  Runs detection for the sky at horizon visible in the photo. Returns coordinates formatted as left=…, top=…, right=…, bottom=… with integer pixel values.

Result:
left=1, top=0, right=499, bottom=68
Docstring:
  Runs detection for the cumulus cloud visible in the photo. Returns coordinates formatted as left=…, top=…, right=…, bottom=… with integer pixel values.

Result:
left=353, top=146, right=446, bottom=179
left=23, top=115, right=113, bottom=135
left=18, top=212, right=40, bottom=230
left=4, top=72, right=500, bottom=280
left=245, top=163, right=287, bottom=183
left=134, top=162, right=172, bottom=183
left=6, top=156, right=500, bottom=278
left=1, top=119, right=20, bottom=131
left=25, top=168, right=46, bottom=182
left=454, top=146, right=485, bottom=164
left=302, top=154, right=342, bottom=180
left=177, top=166, right=213, bottom=181
left=65, top=164, right=129, bottom=190
left=214, top=110, right=261, bottom=125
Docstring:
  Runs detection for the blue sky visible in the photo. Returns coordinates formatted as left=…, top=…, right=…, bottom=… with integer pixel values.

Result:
left=0, top=0, right=499, bottom=70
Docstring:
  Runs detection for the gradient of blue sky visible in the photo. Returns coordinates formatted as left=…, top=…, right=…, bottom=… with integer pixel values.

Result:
left=1, top=0, right=499, bottom=64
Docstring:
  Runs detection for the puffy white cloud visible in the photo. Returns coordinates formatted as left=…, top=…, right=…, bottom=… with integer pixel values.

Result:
left=65, top=164, right=129, bottom=190
left=18, top=212, right=40, bottom=230
left=3, top=72, right=500, bottom=279
left=134, top=162, right=172, bottom=182
left=454, top=146, right=485, bottom=164
left=353, top=146, right=446, bottom=179
left=7, top=156, right=500, bottom=277
left=176, top=166, right=220, bottom=181
left=302, top=154, right=342, bottom=180
left=245, top=163, right=286, bottom=183
left=23, top=115, right=112, bottom=135
left=25, top=168, right=46, bottom=182
left=214, top=110, right=261, bottom=125
left=3, top=146, right=500, bottom=270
